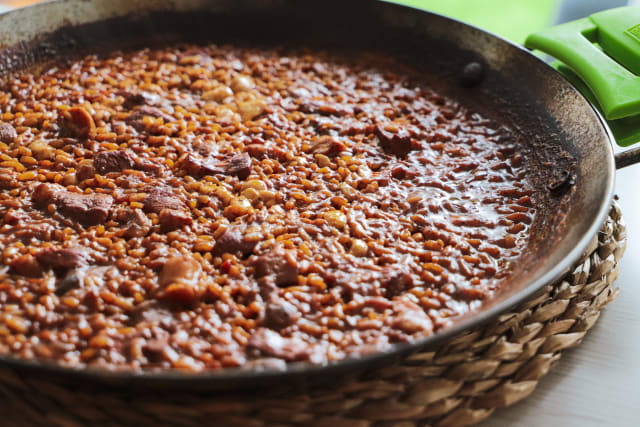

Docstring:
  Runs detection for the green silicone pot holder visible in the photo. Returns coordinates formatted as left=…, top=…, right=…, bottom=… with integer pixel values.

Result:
left=526, top=6, right=640, bottom=146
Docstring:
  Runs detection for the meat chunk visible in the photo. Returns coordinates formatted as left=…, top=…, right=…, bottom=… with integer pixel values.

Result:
left=158, top=256, right=203, bottom=305
left=246, top=328, right=315, bottom=362
left=390, top=300, right=433, bottom=335
left=375, top=124, right=419, bottom=157
left=76, top=160, right=96, bottom=181
left=36, top=247, right=90, bottom=272
left=93, top=150, right=134, bottom=174
left=178, top=152, right=252, bottom=180
left=56, top=266, right=119, bottom=296
left=126, top=106, right=174, bottom=131
left=2, top=209, right=27, bottom=225
left=212, top=224, right=257, bottom=257
left=0, top=172, right=15, bottom=189
left=263, top=298, right=299, bottom=330
left=129, top=301, right=173, bottom=325
left=0, top=123, right=17, bottom=143
left=142, top=187, right=184, bottom=214
left=193, top=140, right=218, bottom=157
left=56, top=191, right=113, bottom=226
left=9, top=254, right=42, bottom=277
left=309, top=135, right=346, bottom=157
left=120, top=209, right=152, bottom=238
left=246, top=144, right=288, bottom=162
left=218, top=153, right=252, bottom=179
left=32, top=183, right=113, bottom=227
left=253, top=245, right=299, bottom=287
left=59, top=106, right=95, bottom=139
left=177, top=154, right=205, bottom=177
left=120, top=91, right=163, bottom=109
left=246, top=144, right=268, bottom=159
left=381, top=265, right=414, bottom=298
left=159, top=257, right=201, bottom=287
left=139, top=335, right=172, bottom=363
left=135, top=158, right=162, bottom=175
left=158, top=208, right=192, bottom=231
left=31, top=182, right=59, bottom=205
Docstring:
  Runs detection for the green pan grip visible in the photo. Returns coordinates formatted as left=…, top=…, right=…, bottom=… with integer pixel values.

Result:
left=554, top=62, right=640, bottom=147
left=525, top=7, right=640, bottom=146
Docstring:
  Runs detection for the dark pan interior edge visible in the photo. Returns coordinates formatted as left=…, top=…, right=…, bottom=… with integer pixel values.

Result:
left=0, top=0, right=615, bottom=392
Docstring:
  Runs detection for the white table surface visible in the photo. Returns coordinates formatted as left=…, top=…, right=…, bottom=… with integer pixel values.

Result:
left=484, top=150, right=640, bottom=426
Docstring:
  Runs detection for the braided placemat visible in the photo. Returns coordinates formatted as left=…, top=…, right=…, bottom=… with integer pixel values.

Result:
left=0, top=202, right=626, bottom=427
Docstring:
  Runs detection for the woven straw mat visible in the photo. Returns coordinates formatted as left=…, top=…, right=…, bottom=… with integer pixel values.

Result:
left=0, top=202, right=627, bottom=427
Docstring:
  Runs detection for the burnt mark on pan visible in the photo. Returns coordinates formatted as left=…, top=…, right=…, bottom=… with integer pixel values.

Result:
left=547, top=168, right=576, bottom=194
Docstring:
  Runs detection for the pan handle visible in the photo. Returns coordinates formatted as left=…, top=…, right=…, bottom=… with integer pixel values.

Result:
left=614, top=146, right=640, bottom=169
left=548, top=62, right=640, bottom=169
left=525, top=6, right=640, bottom=168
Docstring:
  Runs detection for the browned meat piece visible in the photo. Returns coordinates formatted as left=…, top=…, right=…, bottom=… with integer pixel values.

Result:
left=56, top=266, right=118, bottom=296
left=158, top=256, right=203, bottom=305
left=390, top=165, right=419, bottom=180
left=177, top=154, right=205, bottom=177
left=176, top=154, right=204, bottom=176
left=31, top=182, right=59, bottom=205
left=59, top=106, right=96, bottom=139
left=9, top=254, right=42, bottom=277
left=217, top=153, right=252, bottom=180
left=55, top=191, right=113, bottom=226
left=126, top=106, right=174, bottom=131
left=158, top=208, right=192, bottom=231
left=32, top=183, right=113, bottom=226
left=375, top=124, right=419, bottom=157
left=245, top=144, right=288, bottom=162
left=192, top=140, right=218, bottom=157
left=135, top=158, right=162, bottom=175
left=121, top=209, right=152, bottom=238
left=245, top=144, right=268, bottom=159
left=178, top=153, right=252, bottom=180
left=159, top=256, right=202, bottom=286
left=0, top=123, right=17, bottom=143
left=76, top=160, right=96, bottom=181
left=263, top=298, right=299, bottom=330
left=212, top=224, right=257, bottom=257
left=299, top=100, right=353, bottom=116
left=390, top=300, right=433, bottom=335
left=382, top=266, right=414, bottom=298
left=120, top=91, right=163, bottom=109
left=246, top=328, right=314, bottom=361
left=94, top=150, right=134, bottom=174
left=2, top=209, right=26, bottom=225
left=0, top=172, right=15, bottom=189
left=56, top=269, right=83, bottom=296
left=36, top=247, right=90, bottom=272
left=142, top=188, right=184, bottom=214
left=140, top=335, right=172, bottom=362
left=309, top=135, right=346, bottom=157
left=129, top=301, right=173, bottom=325
left=253, top=245, right=299, bottom=287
